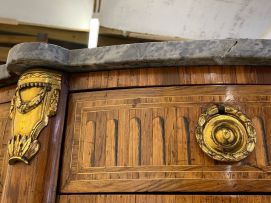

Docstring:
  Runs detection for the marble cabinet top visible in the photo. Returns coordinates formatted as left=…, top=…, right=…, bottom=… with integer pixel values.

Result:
left=1, top=39, right=271, bottom=82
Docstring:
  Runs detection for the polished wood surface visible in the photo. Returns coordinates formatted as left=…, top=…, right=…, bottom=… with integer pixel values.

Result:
left=0, top=87, right=15, bottom=200
left=57, top=195, right=271, bottom=203
left=60, top=85, right=271, bottom=193
left=69, top=66, right=271, bottom=91
left=0, top=103, right=11, bottom=199
left=0, top=85, right=16, bottom=104
left=1, top=75, right=68, bottom=203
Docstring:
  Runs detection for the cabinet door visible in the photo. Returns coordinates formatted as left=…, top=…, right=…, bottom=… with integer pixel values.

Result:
left=60, top=85, right=271, bottom=193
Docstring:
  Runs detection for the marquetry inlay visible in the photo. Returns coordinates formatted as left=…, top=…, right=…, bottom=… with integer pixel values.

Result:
left=61, top=86, right=271, bottom=193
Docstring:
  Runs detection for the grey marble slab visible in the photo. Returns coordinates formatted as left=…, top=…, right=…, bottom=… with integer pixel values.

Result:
left=2, top=39, right=271, bottom=80
left=0, top=64, right=18, bottom=87
left=0, top=64, right=11, bottom=80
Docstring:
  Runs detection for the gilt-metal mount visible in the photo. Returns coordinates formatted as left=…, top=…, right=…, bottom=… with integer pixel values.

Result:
left=8, top=69, right=61, bottom=165
left=196, top=104, right=256, bottom=162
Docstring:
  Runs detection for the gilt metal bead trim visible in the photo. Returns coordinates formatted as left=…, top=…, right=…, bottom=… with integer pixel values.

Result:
left=195, top=104, right=256, bottom=162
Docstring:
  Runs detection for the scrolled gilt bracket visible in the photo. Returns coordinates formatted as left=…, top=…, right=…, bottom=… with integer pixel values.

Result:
left=8, top=69, right=62, bottom=165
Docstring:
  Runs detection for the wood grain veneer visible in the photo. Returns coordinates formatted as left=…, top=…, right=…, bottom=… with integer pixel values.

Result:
left=69, top=66, right=271, bottom=91
left=57, top=195, right=271, bottom=203
left=0, top=85, right=16, bottom=104
left=0, top=103, right=11, bottom=198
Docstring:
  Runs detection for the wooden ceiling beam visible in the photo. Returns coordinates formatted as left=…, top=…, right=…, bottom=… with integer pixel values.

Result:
left=0, top=47, right=9, bottom=62
left=0, top=23, right=89, bottom=45
left=99, top=26, right=188, bottom=41
left=0, top=34, right=37, bottom=44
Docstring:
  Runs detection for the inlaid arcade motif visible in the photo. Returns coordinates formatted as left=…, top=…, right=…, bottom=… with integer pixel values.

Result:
left=61, top=86, right=271, bottom=193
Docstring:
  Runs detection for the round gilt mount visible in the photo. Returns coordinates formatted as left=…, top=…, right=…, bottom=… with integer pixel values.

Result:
left=195, top=104, right=256, bottom=162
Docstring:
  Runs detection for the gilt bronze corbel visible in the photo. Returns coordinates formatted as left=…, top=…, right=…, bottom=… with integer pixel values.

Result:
left=8, top=69, right=61, bottom=165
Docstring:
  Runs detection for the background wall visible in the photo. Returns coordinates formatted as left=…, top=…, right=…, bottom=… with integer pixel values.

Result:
left=0, top=0, right=93, bottom=31
left=98, top=0, right=271, bottom=39
left=0, top=0, right=271, bottom=40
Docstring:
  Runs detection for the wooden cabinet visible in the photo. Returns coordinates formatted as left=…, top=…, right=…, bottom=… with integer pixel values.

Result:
left=2, top=40, right=271, bottom=202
